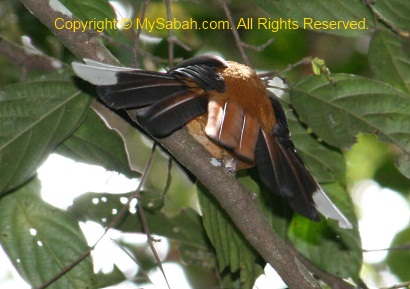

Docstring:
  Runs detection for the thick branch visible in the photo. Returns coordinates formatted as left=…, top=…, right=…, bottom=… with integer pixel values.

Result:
left=19, top=0, right=118, bottom=64
left=19, top=0, right=322, bottom=288
left=159, top=129, right=321, bottom=289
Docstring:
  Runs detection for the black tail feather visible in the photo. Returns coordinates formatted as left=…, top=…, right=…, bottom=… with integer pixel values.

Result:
left=255, top=128, right=320, bottom=221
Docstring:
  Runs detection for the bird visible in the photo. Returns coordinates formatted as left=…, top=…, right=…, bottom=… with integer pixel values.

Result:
left=72, top=55, right=352, bottom=229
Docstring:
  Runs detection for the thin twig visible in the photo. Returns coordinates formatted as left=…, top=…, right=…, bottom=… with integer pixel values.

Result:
left=218, top=1, right=273, bottom=61
left=258, top=56, right=313, bottom=79
left=136, top=187, right=171, bottom=289
left=380, top=281, right=410, bottom=289
left=164, top=0, right=191, bottom=67
left=218, top=0, right=251, bottom=66
left=363, top=0, right=409, bottom=37
left=241, top=37, right=275, bottom=52
left=111, top=238, right=156, bottom=284
left=133, top=0, right=150, bottom=67
left=364, top=243, right=410, bottom=252
left=164, top=0, right=175, bottom=66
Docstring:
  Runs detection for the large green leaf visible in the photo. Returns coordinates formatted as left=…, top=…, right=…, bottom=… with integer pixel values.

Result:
left=369, top=29, right=410, bottom=94
left=0, top=71, right=91, bottom=195
left=239, top=171, right=292, bottom=240
left=56, top=109, right=137, bottom=179
left=368, top=28, right=410, bottom=182
left=289, top=182, right=362, bottom=281
left=372, top=0, right=410, bottom=34
left=290, top=74, right=410, bottom=154
left=256, top=0, right=373, bottom=37
left=0, top=178, right=95, bottom=289
left=287, top=108, right=346, bottom=184
left=197, top=183, right=264, bottom=289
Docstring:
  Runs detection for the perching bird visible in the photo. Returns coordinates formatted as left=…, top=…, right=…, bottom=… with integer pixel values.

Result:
left=72, top=55, right=352, bottom=229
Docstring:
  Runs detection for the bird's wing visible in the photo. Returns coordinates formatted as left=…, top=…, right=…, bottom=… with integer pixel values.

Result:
left=71, top=55, right=228, bottom=136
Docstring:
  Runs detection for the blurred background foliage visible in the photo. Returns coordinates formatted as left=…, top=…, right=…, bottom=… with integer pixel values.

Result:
left=0, top=0, right=410, bottom=288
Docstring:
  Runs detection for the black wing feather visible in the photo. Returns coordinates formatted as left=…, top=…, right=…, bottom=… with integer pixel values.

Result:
left=136, top=91, right=208, bottom=137
left=169, top=55, right=227, bottom=92
left=171, top=55, right=228, bottom=70
left=170, top=65, right=225, bottom=92
left=97, top=72, right=187, bottom=109
left=95, top=55, right=227, bottom=137
left=97, top=55, right=227, bottom=110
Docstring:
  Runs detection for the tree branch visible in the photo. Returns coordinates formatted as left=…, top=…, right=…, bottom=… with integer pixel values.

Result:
left=19, top=0, right=118, bottom=64
left=0, top=36, right=62, bottom=71
left=19, top=0, right=322, bottom=288
left=159, top=129, right=321, bottom=289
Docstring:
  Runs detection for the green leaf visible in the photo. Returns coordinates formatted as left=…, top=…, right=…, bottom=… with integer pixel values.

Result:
left=372, top=0, right=410, bottom=34
left=176, top=255, right=223, bottom=289
left=0, top=178, right=95, bottom=289
left=162, top=160, right=198, bottom=215
left=91, top=103, right=173, bottom=201
left=290, top=74, right=410, bottom=155
left=140, top=146, right=172, bottom=205
left=238, top=172, right=291, bottom=239
left=60, top=0, right=116, bottom=24
left=288, top=182, right=362, bottom=281
left=197, top=184, right=264, bottom=289
left=287, top=108, right=346, bottom=184
left=369, top=29, right=410, bottom=94
left=0, top=70, right=91, bottom=195
left=255, top=0, right=373, bottom=37
left=56, top=109, right=137, bottom=179
left=68, top=191, right=209, bottom=248
left=95, top=265, right=127, bottom=288
left=397, top=154, right=410, bottom=179
left=386, top=226, right=410, bottom=281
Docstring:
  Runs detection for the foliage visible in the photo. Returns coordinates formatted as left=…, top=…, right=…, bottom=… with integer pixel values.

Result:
left=0, top=0, right=409, bottom=288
